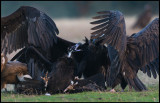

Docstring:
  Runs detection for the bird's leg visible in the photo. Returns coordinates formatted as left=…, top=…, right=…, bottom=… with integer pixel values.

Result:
left=41, top=71, right=50, bottom=92
left=1, top=82, right=6, bottom=92
left=4, top=84, right=7, bottom=92
left=14, top=84, right=17, bottom=92
left=64, top=81, right=78, bottom=93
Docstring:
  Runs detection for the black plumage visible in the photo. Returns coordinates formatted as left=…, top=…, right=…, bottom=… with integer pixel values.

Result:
left=1, top=6, right=59, bottom=55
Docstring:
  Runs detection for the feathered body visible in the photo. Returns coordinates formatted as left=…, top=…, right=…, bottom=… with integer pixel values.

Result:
left=1, top=54, right=31, bottom=90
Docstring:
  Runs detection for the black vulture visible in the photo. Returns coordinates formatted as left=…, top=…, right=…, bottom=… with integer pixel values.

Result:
left=1, top=6, right=76, bottom=81
left=132, top=4, right=152, bottom=29
left=68, top=38, right=110, bottom=80
left=90, top=10, right=159, bottom=91
left=69, top=38, right=128, bottom=91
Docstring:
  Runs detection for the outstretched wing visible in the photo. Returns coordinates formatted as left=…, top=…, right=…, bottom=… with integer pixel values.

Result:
left=1, top=6, right=59, bottom=55
left=90, top=10, right=127, bottom=57
left=126, top=18, right=159, bottom=78
left=90, top=10, right=128, bottom=87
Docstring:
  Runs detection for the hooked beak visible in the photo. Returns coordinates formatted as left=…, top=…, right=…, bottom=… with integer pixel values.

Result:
left=68, top=43, right=82, bottom=58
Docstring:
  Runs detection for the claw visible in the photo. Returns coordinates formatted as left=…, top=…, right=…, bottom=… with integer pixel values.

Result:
left=64, top=80, right=78, bottom=93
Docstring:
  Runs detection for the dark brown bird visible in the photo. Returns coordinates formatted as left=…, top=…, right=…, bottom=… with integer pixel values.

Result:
left=1, top=6, right=76, bottom=80
left=132, top=4, right=152, bottom=29
left=90, top=10, right=159, bottom=91
left=44, top=56, right=76, bottom=94
left=1, top=53, right=32, bottom=91
left=1, top=6, right=59, bottom=55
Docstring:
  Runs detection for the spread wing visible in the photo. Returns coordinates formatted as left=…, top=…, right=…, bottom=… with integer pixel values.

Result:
left=126, top=18, right=159, bottom=78
left=90, top=10, right=127, bottom=57
left=1, top=6, right=59, bottom=55
left=90, top=10, right=127, bottom=87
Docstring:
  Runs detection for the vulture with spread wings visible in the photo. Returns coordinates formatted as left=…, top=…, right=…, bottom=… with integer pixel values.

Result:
left=90, top=10, right=159, bottom=91
left=1, top=6, right=76, bottom=80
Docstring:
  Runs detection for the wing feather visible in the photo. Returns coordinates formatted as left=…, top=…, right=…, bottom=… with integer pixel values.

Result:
left=127, top=18, right=159, bottom=78
left=1, top=6, right=59, bottom=55
left=90, top=10, right=127, bottom=57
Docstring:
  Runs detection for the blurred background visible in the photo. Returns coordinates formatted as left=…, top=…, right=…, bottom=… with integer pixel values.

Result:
left=1, top=1, right=159, bottom=18
left=1, top=1, right=159, bottom=90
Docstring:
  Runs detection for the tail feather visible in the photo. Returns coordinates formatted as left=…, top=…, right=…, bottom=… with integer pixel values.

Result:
left=149, top=63, right=157, bottom=79
left=127, top=76, right=147, bottom=91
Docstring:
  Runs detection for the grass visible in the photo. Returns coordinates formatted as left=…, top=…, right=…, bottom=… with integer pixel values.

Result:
left=1, top=84, right=159, bottom=102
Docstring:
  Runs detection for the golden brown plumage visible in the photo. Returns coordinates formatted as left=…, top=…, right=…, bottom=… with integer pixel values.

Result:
left=90, top=10, right=159, bottom=91
left=1, top=53, right=32, bottom=90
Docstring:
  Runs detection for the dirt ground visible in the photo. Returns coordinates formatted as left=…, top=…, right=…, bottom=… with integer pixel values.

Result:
left=5, top=16, right=159, bottom=90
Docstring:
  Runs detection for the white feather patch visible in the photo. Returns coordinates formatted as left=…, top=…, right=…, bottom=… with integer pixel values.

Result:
left=23, top=75, right=32, bottom=79
left=17, top=74, right=32, bottom=81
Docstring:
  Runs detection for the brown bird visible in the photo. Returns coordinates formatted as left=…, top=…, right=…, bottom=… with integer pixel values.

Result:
left=1, top=53, right=32, bottom=91
left=1, top=6, right=59, bottom=55
left=132, top=4, right=152, bottom=29
left=90, top=10, right=159, bottom=91
left=1, top=6, right=75, bottom=80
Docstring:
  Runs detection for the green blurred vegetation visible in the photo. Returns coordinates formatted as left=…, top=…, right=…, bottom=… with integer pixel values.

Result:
left=1, top=84, right=159, bottom=102
left=1, top=1, right=159, bottom=18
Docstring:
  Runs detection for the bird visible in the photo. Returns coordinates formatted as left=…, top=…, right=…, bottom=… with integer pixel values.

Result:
left=68, top=37, right=110, bottom=79
left=40, top=56, right=76, bottom=94
left=69, top=38, right=128, bottom=92
left=90, top=10, right=159, bottom=91
left=132, top=4, right=152, bottom=29
left=1, top=53, right=32, bottom=91
left=39, top=56, right=106, bottom=94
left=1, top=6, right=76, bottom=81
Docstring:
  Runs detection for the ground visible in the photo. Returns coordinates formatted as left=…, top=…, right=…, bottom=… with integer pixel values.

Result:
left=1, top=84, right=159, bottom=102
left=2, top=16, right=159, bottom=102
